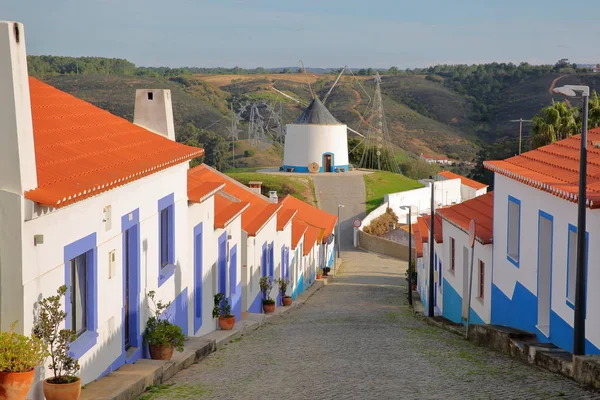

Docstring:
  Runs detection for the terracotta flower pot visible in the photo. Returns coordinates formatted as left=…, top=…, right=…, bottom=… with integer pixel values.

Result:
left=316, top=274, right=323, bottom=279
left=0, top=369, right=35, bottom=400
left=218, top=316, right=235, bottom=330
left=43, top=377, right=81, bottom=400
left=282, top=296, right=292, bottom=306
left=263, top=302, right=275, bottom=314
left=149, top=344, right=175, bottom=361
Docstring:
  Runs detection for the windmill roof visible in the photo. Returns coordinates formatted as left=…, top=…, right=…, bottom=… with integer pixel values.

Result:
left=293, top=98, right=342, bottom=125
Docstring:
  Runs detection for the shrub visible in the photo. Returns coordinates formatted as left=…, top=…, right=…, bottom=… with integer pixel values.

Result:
left=243, top=149, right=255, bottom=157
left=259, top=277, right=274, bottom=304
left=143, top=291, right=185, bottom=352
left=212, top=293, right=233, bottom=319
left=0, top=322, right=48, bottom=373
left=363, top=208, right=399, bottom=236
left=275, top=279, right=289, bottom=298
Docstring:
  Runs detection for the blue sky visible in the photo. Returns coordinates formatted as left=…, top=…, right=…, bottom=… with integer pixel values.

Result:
left=4, top=0, right=600, bottom=68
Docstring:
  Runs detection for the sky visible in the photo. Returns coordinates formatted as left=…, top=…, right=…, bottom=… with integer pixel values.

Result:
left=3, top=0, right=600, bottom=69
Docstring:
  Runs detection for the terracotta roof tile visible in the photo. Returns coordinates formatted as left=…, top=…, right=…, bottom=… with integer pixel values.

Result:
left=437, top=192, right=494, bottom=244
left=24, top=78, right=203, bottom=208
left=422, top=214, right=443, bottom=243
left=279, top=195, right=337, bottom=242
left=291, top=218, right=308, bottom=250
left=214, top=193, right=249, bottom=229
left=438, top=170, right=488, bottom=190
left=277, top=208, right=297, bottom=231
left=412, top=223, right=423, bottom=257
left=303, top=225, right=322, bottom=256
left=245, top=203, right=282, bottom=236
left=484, top=129, right=600, bottom=208
left=416, top=217, right=429, bottom=242
left=188, top=176, right=225, bottom=203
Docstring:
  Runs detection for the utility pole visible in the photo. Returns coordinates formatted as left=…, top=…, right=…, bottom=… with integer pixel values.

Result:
left=428, top=176, right=435, bottom=317
left=510, top=118, right=532, bottom=155
left=401, top=206, right=413, bottom=306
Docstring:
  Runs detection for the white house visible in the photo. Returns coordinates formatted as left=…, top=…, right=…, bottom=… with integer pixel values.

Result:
left=437, top=170, right=488, bottom=201
left=420, top=153, right=452, bottom=165
left=436, top=192, right=494, bottom=325
left=485, top=129, right=600, bottom=354
left=283, top=98, right=349, bottom=173
left=414, top=214, right=444, bottom=315
left=0, top=20, right=206, bottom=396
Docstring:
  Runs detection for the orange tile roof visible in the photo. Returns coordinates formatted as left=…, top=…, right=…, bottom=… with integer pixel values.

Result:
left=416, top=217, right=429, bottom=242
left=188, top=165, right=280, bottom=236
left=438, top=170, right=488, bottom=190
left=279, top=195, right=337, bottom=243
left=412, top=223, right=423, bottom=258
left=303, top=225, right=321, bottom=256
left=214, top=194, right=249, bottom=229
left=277, top=208, right=297, bottom=231
left=188, top=176, right=225, bottom=203
left=291, top=218, right=308, bottom=250
left=484, top=128, right=600, bottom=208
left=437, top=192, right=494, bottom=244
left=24, top=77, right=203, bottom=208
left=422, top=214, right=443, bottom=243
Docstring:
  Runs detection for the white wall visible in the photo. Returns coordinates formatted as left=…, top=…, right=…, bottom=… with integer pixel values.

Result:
left=20, top=164, right=188, bottom=386
left=283, top=124, right=349, bottom=168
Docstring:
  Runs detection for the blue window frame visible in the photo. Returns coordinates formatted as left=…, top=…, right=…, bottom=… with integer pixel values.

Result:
left=268, top=242, right=274, bottom=279
left=507, top=195, right=521, bottom=267
left=64, top=233, right=98, bottom=359
left=158, top=193, right=175, bottom=286
left=566, top=224, right=589, bottom=309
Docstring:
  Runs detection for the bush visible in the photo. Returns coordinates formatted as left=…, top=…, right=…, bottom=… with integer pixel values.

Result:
left=0, top=322, right=48, bottom=373
left=243, top=149, right=255, bottom=157
left=363, top=208, right=399, bottom=236
left=143, top=291, right=185, bottom=352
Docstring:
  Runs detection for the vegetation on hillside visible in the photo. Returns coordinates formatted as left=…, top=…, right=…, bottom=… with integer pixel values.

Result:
left=223, top=172, right=316, bottom=205
left=363, top=171, right=423, bottom=213
left=363, top=208, right=399, bottom=236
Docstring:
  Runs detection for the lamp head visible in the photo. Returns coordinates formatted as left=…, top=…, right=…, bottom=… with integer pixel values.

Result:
left=553, top=85, right=590, bottom=97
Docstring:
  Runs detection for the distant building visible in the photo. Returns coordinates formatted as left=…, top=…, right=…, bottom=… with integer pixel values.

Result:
left=420, top=153, right=453, bottom=165
left=437, top=171, right=488, bottom=201
left=283, top=98, right=349, bottom=173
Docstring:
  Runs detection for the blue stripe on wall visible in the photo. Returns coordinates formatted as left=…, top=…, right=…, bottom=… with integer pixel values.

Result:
left=248, top=291, right=262, bottom=313
left=468, top=308, right=485, bottom=325
left=550, top=310, right=600, bottom=354
left=442, top=278, right=462, bottom=324
left=491, top=282, right=537, bottom=334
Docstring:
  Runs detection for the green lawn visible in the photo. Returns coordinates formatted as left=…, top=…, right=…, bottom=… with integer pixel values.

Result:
left=363, top=171, right=423, bottom=214
left=224, top=171, right=316, bottom=205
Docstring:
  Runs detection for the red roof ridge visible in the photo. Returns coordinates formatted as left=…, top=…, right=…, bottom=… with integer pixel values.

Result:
left=436, top=192, right=493, bottom=244
left=438, top=170, right=488, bottom=190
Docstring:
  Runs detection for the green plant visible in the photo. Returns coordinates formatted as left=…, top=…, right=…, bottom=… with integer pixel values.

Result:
left=143, top=291, right=185, bottom=352
left=275, top=279, right=290, bottom=298
left=32, top=285, right=80, bottom=384
left=405, top=260, right=417, bottom=282
left=212, top=293, right=233, bottom=319
left=0, top=322, right=48, bottom=373
left=259, top=277, right=274, bottom=304
left=316, top=268, right=323, bottom=276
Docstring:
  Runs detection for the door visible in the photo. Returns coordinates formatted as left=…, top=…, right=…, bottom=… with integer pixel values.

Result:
left=230, top=245, right=241, bottom=320
left=323, top=154, right=332, bottom=172
left=462, top=246, right=469, bottom=320
left=218, top=234, right=227, bottom=296
left=537, top=212, right=553, bottom=335
left=193, top=224, right=203, bottom=333
left=124, top=229, right=131, bottom=350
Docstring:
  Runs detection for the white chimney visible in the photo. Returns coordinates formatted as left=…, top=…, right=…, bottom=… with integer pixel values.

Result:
left=133, top=89, right=176, bottom=141
left=0, top=21, right=38, bottom=194
left=248, top=181, right=262, bottom=195
left=269, top=191, right=278, bottom=203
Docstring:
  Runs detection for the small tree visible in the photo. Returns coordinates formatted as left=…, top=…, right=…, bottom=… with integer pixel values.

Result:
left=143, top=291, right=185, bottom=352
left=33, top=285, right=80, bottom=384
left=275, top=279, right=289, bottom=298
left=212, top=293, right=233, bottom=319
left=259, top=277, right=274, bottom=305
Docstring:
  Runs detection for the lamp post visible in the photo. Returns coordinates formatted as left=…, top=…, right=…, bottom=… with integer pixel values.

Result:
left=509, top=118, right=532, bottom=155
left=553, top=85, right=590, bottom=356
left=400, top=206, right=413, bottom=306
left=337, top=204, right=344, bottom=258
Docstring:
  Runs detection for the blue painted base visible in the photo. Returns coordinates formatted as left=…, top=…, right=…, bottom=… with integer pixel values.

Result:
left=442, top=278, right=462, bottom=324
left=468, top=308, right=485, bottom=325
left=282, top=164, right=350, bottom=173
left=550, top=311, right=600, bottom=354
left=248, top=292, right=262, bottom=313
left=298, top=273, right=305, bottom=295
left=232, top=282, right=242, bottom=321
left=491, top=282, right=537, bottom=334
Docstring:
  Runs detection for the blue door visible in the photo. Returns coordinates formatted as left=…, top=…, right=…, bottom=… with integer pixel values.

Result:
left=230, top=245, right=241, bottom=320
left=193, top=223, right=203, bottom=333
left=218, top=234, right=227, bottom=296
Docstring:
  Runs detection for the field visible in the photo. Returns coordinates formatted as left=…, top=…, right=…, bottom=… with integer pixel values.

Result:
left=363, top=171, right=423, bottom=214
left=223, top=171, right=316, bottom=205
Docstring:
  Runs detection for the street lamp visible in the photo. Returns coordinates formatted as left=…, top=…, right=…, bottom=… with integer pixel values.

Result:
left=400, top=205, right=413, bottom=306
left=420, top=176, right=436, bottom=317
left=337, top=204, right=344, bottom=258
left=553, top=84, right=590, bottom=356
left=510, top=118, right=532, bottom=155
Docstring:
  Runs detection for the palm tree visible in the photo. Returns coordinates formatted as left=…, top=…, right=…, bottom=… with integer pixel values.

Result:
left=588, top=90, right=600, bottom=129
left=532, top=101, right=577, bottom=148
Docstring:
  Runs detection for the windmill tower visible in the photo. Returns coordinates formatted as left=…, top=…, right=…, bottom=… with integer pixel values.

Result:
left=358, top=72, right=400, bottom=173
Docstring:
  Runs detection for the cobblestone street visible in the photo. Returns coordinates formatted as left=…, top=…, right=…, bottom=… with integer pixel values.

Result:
left=144, top=249, right=599, bottom=400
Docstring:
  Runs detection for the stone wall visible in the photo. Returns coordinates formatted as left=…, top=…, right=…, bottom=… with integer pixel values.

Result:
left=357, top=229, right=410, bottom=260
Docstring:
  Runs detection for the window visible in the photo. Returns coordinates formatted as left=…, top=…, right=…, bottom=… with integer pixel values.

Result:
left=160, top=208, right=170, bottom=268
left=478, top=260, right=485, bottom=299
left=567, top=224, right=588, bottom=306
left=147, top=91, right=153, bottom=100
left=507, top=196, right=521, bottom=266
left=450, top=237, right=456, bottom=272
left=70, top=253, right=87, bottom=336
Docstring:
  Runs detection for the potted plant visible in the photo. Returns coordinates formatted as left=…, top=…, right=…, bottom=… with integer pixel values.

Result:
left=212, top=293, right=235, bottom=330
left=259, top=277, right=275, bottom=314
left=0, top=322, right=48, bottom=400
left=33, top=285, right=82, bottom=400
left=143, top=291, right=185, bottom=361
left=276, top=279, right=292, bottom=306
left=405, top=259, right=418, bottom=290
left=316, top=268, right=323, bottom=280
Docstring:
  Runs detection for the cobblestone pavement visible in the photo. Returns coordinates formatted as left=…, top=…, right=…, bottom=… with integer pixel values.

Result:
left=146, top=249, right=600, bottom=400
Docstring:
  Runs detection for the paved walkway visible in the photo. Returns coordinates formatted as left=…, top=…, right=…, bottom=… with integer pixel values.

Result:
left=142, top=249, right=599, bottom=399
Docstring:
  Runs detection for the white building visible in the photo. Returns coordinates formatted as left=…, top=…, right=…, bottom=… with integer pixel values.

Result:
left=437, top=171, right=488, bottom=201
left=485, top=129, right=600, bottom=354
left=420, top=153, right=452, bottom=165
left=283, top=98, right=349, bottom=173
